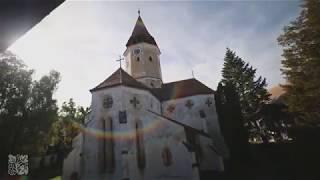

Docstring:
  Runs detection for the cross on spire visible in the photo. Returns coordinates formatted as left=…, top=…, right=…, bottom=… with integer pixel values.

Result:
left=138, top=9, right=140, bottom=16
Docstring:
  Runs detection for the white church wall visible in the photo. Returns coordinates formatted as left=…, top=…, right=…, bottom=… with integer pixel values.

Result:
left=83, top=86, right=138, bottom=179
left=139, top=113, right=195, bottom=180
left=81, top=119, right=101, bottom=179
left=161, top=94, right=224, bottom=171
left=65, top=87, right=225, bottom=180
left=81, top=86, right=197, bottom=180
left=161, top=94, right=219, bottom=133
left=116, top=86, right=194, bottom=180
left=62, top=133, right=83, bottom=180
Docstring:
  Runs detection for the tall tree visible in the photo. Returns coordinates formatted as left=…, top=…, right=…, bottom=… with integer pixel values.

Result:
left=0, top=51, right=33, bottom=167
left=221, top=48, right=271, bottom=138
left=49, top=98, right=90, bottom=153
left=215, top=82, right=251, bottom=179
left=60, top=98, right=90, bottom=124
left=278, top=0, right=320, bottom=125
left=0, top=51, right=60, bottom=174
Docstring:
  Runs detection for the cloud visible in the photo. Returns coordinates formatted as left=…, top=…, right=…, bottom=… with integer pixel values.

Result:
left=9, top=1, right=300, bottom=107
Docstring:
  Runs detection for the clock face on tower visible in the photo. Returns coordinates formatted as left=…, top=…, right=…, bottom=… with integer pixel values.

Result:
left=133, top=48, right=142, bottom=56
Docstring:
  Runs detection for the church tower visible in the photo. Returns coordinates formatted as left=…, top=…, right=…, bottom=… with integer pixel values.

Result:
left=123, top=14, right=162, bottom=88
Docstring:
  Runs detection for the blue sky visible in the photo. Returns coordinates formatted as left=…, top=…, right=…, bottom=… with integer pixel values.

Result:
left=9, top=0, right=300, bottom=107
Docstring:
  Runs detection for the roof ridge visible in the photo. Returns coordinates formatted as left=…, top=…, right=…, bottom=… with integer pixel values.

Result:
left=90, top=68, right=150, bottom=92
left=93, top=68, right=121, bottom=88
left=163, top=78, right=196, bottom=85
left=91, top=69, right=215, bottom=101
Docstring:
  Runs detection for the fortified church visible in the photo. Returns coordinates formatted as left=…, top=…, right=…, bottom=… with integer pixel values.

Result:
left=63, top=13, right=228, bottom=180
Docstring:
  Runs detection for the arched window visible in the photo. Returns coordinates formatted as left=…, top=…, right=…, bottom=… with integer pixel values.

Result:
left=99, top=119, right=106, bottom=173
left=136, top=120, right=146, bottom=169
left=149, top=56, right=152, bottom=62
left=105, top=118, right=115, bottom=172
left=137, top=57, right=140, bottom=61
left=99, top=118, right=115, bottom=173
left=103, top=95, right=113, bottom=109
left=162, top=146, right=173, bottom=166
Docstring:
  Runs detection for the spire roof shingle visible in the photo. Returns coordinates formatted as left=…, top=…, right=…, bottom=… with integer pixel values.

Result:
left=126, top=15, right=158, bottom=47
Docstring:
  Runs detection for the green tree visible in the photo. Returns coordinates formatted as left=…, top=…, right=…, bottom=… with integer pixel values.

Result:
left=258, top=102, right=291, bottom=142
left=0, top=51, right=60, bottom=173
left=0, top=51, right=33, bottom=164
left=19, top=70, right=61, bottom=154
left=215, top=82, right=251, bottom=179
left=278, top=0, right=320, bottom=125
left=60, top=98, right=90, bottom=124
left=49, top=98, right=90, bottom=152
left=221, top=48, right=271, bottom=138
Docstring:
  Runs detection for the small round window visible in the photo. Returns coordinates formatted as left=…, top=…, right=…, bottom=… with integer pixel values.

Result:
left=103, top=95, right=113, bottom=109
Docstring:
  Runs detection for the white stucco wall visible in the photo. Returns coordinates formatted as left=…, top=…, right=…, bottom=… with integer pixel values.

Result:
left=80, top=86, right=198, bottom=180
left=64, top=86, right=226, bottom=180
left=63, top=133, right=83, bottom=180
left=162, top=94, right=224, bottom=171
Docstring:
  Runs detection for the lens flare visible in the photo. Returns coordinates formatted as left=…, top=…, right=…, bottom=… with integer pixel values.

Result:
left=80, top=86, right=184, bottom=140
left=79, top=114, right=168, bottom=141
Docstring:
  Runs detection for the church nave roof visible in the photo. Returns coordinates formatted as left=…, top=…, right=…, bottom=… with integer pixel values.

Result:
left=152, top=79, right=215, bottom=101
left=90, top=68, right=149, bottom=92
left=91, top=68, right=214, bottom=101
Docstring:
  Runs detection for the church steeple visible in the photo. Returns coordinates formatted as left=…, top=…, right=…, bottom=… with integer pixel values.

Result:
left=123, top=13, right=162, bottom=89
left=126, top=14, right=158, bottom=48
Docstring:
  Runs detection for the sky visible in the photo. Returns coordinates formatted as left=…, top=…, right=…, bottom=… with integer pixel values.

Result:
left=9, top=0, right=301, bottom=107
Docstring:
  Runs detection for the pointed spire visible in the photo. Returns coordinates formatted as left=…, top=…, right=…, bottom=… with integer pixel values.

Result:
left=126, top=12, right=158, bottom=47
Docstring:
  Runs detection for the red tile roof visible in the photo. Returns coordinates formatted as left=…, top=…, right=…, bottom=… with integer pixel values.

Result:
left=152, top=79, right=215, bottom=101
left=90, top=68, right=149, bottom=92
left=91, top=69, right=214, bottom=101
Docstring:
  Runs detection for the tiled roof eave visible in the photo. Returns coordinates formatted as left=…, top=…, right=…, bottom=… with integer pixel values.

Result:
left=90, top=84, right=160, bottom=100
left=90, top=83, right=147, bottom=92
left=159, top=92, right=215, bottom=102
left=126, top=36, right=158, bottom=47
